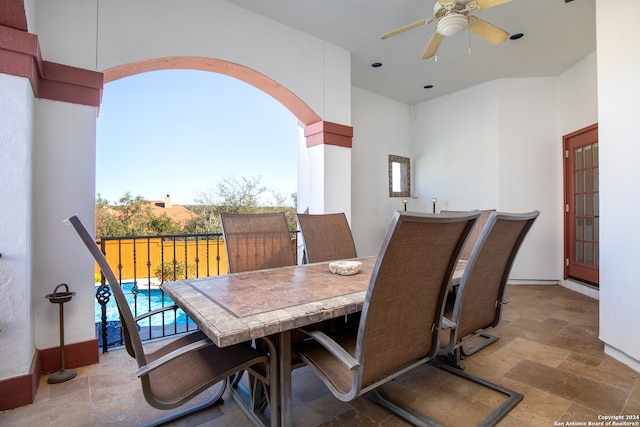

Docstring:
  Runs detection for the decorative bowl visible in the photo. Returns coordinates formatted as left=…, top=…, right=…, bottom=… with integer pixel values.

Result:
left=328, top=260, right=362, bottom=276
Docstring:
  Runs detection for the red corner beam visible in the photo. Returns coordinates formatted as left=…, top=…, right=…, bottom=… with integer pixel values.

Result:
left=304, top=121, right=353, bottom=148
left=0, top=24, right=103, bottom=107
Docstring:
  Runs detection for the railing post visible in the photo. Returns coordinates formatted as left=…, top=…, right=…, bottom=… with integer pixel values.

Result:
left=97, top=240, right=111, bottom=353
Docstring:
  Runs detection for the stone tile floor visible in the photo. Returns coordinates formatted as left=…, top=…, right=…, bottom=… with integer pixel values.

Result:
left=2, top=285, right=639, bottom=426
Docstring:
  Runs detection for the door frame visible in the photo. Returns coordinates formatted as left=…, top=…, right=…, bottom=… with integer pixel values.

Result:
left=563, top=123, right=599, bottom=286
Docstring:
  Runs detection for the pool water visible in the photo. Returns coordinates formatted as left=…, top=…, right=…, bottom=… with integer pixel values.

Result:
left=94, top=282, right=193, bottom=327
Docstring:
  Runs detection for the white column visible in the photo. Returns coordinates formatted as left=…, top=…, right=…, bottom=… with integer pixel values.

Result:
left=0, top=74, right=34, bottom=379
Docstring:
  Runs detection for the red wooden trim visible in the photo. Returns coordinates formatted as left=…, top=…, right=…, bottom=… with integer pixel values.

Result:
left=0, top=351, right=39, bottom=411
left=0, top=23, right=104, bottom=106
left=0, top=0, right=29, bottom=31
left=38, top=61, right=103, bottom=106
left=304, top=121, right=353, bottom=148
left=39, top=339, right=100, bottom=374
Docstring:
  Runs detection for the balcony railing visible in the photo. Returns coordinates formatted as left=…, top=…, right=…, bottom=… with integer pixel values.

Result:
left=95, top=231, right=298, bottom=352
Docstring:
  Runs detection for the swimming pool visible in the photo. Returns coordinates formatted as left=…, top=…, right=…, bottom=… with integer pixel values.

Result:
left=94, top=282, right=194, bottom=327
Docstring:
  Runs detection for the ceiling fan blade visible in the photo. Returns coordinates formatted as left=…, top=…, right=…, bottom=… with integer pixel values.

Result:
left=468, top=17, right=509, bottom=45
left=381, top=18, right=433, bottom=39
left=476, top=0, right=511, bottom=10
left=422, top=32, right=445, bottom=59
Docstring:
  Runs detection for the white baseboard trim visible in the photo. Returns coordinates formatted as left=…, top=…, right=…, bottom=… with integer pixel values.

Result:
left=507, top=279, right=558, bottom=286
left=560, top=279, right=599, bottom=300
left=604, top=344, right=640, bottom=373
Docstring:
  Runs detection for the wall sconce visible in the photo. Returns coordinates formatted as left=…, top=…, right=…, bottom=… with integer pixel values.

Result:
left=432, top=198, right=437, bottom=214
left=403, top=199, right=408, bottom=211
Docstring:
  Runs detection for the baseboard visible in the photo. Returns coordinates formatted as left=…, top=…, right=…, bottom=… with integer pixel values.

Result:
left=507, top=279, right=559, bottom=286
left=604, top=344, right=640, bottom=373
left=39, top=339, right=99, bottom=374
left=0, top=351, right=40, bottom=411
left=0, top=339, right=99, bottom=411
left=560, top=279, right=599, bottom=300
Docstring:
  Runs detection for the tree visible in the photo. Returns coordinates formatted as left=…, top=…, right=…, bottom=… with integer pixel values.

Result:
left=216, top=175, right=267, bottom=213
left=96, top=192, right=182, bottom=237
left=96, top=194, right=127, bottom=237
left=184, top=175, right=297, bottom=233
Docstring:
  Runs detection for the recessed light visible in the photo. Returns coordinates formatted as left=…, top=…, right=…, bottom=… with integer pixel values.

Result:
left=423, top=84, right=434, bottom=89
left=509, top=33, right=524, bottom=40
left=371, top=62, right=383, bottom=68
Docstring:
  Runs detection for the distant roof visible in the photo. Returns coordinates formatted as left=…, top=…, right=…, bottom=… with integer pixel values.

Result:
left=148, top=200, right=194, bottom=225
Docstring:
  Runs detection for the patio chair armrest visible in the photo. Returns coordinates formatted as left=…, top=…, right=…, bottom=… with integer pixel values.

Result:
left=297, top=327, right=360, bottom=370
left=441, top=316, right=457, bottom=330
left=134, top=305, right=179, bottom=322
left=136, top=338, right=214, bottom=377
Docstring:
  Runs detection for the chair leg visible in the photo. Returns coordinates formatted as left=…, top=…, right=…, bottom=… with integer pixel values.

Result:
left=139, top=382, right=226, bottom=427
left=434, top=360, right=523, bottom=427
left=460, top=333, right=499, bottom=359
left=437, top=346, right=465, bottom=370
left=368, top=360, right=522, bottom=427
left=368, top=388, right=445, bottom=427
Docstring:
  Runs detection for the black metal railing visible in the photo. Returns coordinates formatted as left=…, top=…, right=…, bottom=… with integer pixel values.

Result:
left=95, top=231, right=299, bottom=352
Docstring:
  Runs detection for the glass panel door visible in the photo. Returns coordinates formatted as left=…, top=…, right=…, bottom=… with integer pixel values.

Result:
left=564, top=124, right=599, bottom=286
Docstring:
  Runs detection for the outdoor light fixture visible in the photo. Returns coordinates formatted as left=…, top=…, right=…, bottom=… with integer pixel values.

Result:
left=437, top=13, right=469, bottom=37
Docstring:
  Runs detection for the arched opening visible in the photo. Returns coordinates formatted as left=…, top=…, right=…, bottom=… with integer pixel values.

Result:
left=104, top=57, right=322, bottom=126
left=99, top=56, right=354, bottom=224
left=97, top=68, right=299, bottom=208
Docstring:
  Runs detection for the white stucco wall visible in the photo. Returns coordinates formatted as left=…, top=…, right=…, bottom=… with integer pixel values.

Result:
left=35, top=0, right=352, bottom=126
left=0, top=74, right=34, bottom=377
left=559, top=51, right=598, bottom=136
left=596, top=0, right=640, bottom=371
left=413, top=82, right=501, bottom=212
left=31, top=99, right=98, bottom=349
left=411, top=77, right=561, bottom=282
left=496, top=77, right=562, bottom=281
left=351, top=87, right=412, bottom=257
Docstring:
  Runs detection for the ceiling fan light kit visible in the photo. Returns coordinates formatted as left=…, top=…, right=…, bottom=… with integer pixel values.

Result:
left=437, top=13, right=469, bottom=36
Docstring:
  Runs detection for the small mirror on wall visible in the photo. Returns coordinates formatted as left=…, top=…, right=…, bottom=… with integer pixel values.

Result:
left=389, top=155, right=410, bottom=197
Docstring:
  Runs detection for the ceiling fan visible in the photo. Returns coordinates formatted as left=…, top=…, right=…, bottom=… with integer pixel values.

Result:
left=381, top=0, right=511, bottom=60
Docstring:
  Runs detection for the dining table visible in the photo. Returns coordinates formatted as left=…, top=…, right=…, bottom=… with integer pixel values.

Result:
left=162, top=256, right=466, bottom=426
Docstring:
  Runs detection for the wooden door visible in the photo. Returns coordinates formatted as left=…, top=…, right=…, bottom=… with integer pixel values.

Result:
left=563, top=124, right=599, bottom=286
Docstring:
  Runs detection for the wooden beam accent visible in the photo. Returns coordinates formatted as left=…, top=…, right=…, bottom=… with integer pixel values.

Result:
left=0, top=23, right=103, bottom=106
left=304, top=121, right=353, bottom=148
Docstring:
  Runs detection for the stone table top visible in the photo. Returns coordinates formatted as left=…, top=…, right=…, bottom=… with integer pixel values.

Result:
left=163, top=256, right=465, bottom=348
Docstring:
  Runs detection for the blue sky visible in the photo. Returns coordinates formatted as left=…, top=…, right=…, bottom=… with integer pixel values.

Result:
left=96, top=69, right=298, bottom=205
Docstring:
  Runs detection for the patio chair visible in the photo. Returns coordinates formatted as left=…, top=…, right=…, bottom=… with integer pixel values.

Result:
left=220, top=212, right=296, bottom=273
left=220, top=211, right=297, bottom=417
left=65, top=215, right=277, bottom=427
left=439, top=210, right=540, bottom=368
left=293, top=210, right=526, bottom=426
left=297, top=212, right=357, bottom=263
left=441, top=209, right=495, bottom=262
